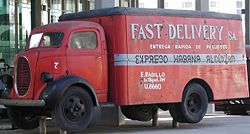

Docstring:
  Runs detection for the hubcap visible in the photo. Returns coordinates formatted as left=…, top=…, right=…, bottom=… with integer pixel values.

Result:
left=187, top=93, right=201, bottom=113
left=63, top=96, right=86, bottom=122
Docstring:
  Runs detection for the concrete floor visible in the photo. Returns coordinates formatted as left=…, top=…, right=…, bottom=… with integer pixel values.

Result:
left=0, top=112, right=249, bottom=134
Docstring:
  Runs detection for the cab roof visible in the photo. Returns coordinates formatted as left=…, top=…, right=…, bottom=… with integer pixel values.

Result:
left=31, top=21, right=102, bottom=34
left=59, top=7, right=241, bottom=21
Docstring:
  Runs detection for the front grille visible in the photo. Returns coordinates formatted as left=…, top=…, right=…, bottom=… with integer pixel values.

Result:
left=16, top=57, right=31, bottom=96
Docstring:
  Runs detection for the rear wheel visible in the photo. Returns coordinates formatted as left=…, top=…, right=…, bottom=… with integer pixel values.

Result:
left=53, top=86, right=94, bottom=132
left=169, top=83, right=208, bottom=123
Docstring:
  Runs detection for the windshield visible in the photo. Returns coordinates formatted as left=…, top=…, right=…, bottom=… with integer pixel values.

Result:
left=29, top=33, right=43, bottom=48
left=28, top=32, right=64, bottom=49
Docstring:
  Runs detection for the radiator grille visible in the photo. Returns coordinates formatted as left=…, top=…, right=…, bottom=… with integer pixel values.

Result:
left=16, top=57, right=31, bottom=96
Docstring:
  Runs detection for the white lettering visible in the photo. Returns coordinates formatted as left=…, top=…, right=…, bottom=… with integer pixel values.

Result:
left=184, top=24, right=191, bottom=39
left=191, top=25, right=195, bottom=39
left=154, top=24, right=163, bottom=39
left=177, top=24, right=184, bottom=39
left=130, top=23, right=226, bottom=41
left=210, top=26, right=216, bottom=40
left=195, top=25, right=202, bottom=39
left=54, top=62, right=59, bottom=69
left=169, top=24, right=176, bottom=39
left=138, top=24, right=146, bottom=39
left=131, top=24, right=139, bottom=39
left=145, top=24, right=154, bottom=39
left=203, top=25, right=209, bottom=40
left=217, top=26, right=223, bottom=40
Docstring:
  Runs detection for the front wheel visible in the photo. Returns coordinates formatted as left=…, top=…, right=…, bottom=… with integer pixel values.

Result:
left=53, top=86, right=94, bottom=132
left=169, top=83, right=208, bottom=123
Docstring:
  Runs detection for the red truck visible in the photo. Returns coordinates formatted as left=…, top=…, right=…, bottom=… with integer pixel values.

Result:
left=0, top=7, right=248, bottom=132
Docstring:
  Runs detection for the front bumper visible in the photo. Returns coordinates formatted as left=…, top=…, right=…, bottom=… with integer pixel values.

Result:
left=0, top=99, right=45, bottom=107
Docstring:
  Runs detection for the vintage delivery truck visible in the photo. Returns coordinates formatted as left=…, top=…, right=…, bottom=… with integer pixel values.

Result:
left=0, top=7, right=248, bottom=132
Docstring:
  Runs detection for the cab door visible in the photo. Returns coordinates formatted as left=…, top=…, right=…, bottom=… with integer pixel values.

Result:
left=66, top=29, right=104, bottom=94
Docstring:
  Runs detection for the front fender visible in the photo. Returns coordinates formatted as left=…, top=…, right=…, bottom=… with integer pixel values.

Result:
left=39, top=75, right=99, bottom=109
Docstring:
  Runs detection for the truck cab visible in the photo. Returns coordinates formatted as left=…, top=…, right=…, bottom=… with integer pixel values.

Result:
left=5, top=21, right=108, bottom=132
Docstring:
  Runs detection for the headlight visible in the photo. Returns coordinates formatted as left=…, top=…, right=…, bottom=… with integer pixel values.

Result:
left=41, top=72, right=54, bottom=83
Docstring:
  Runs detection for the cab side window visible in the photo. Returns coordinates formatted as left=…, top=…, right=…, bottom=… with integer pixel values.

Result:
left=41, top=32, right=64, bottom=47
left=70, top=32, right=97, bottom=49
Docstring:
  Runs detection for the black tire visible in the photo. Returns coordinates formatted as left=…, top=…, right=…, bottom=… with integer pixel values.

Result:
left=7, top=107, right=39, bottom=129
left=53, top=86, right=94, bottom=132
left=121, top=105, right=158, bottom=121
left=169, top=83, right=208, bottom=123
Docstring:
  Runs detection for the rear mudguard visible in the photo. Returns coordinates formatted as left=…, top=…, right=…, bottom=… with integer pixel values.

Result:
left=39, top=75, right=99, bottom=109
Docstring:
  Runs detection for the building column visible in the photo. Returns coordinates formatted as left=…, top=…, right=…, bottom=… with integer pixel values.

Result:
left=75, top=0, right=79, bottom=12
left=246, top=0, right=250, bottom=44
left=47, top=0, right=51, bottom=24
left=81, top=0, right=90, bottom=11
left=95, top=0, right=116, bottom=9
left=61, top=0, right=65, bottom=14
left=195, top=0, right=209, bottom=11
left=31, top=0, right=41, bottom=29
left=14, top=0, right=19, bottom=53
left=131, top=0, right=138, bottom=8
left=158, top=0, right=164, bottom=8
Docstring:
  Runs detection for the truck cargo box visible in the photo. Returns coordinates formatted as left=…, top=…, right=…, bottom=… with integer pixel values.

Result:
left=60, top=7, right=248, bottom=105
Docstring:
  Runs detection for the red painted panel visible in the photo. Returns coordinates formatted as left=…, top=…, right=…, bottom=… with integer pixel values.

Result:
left=33, top=47, right=68, bottom=100
left=122, top=15, right=248, bottom=105
left=78, top=16, right=129, bottom=104
left=79, top=14, right=248, bottom=105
